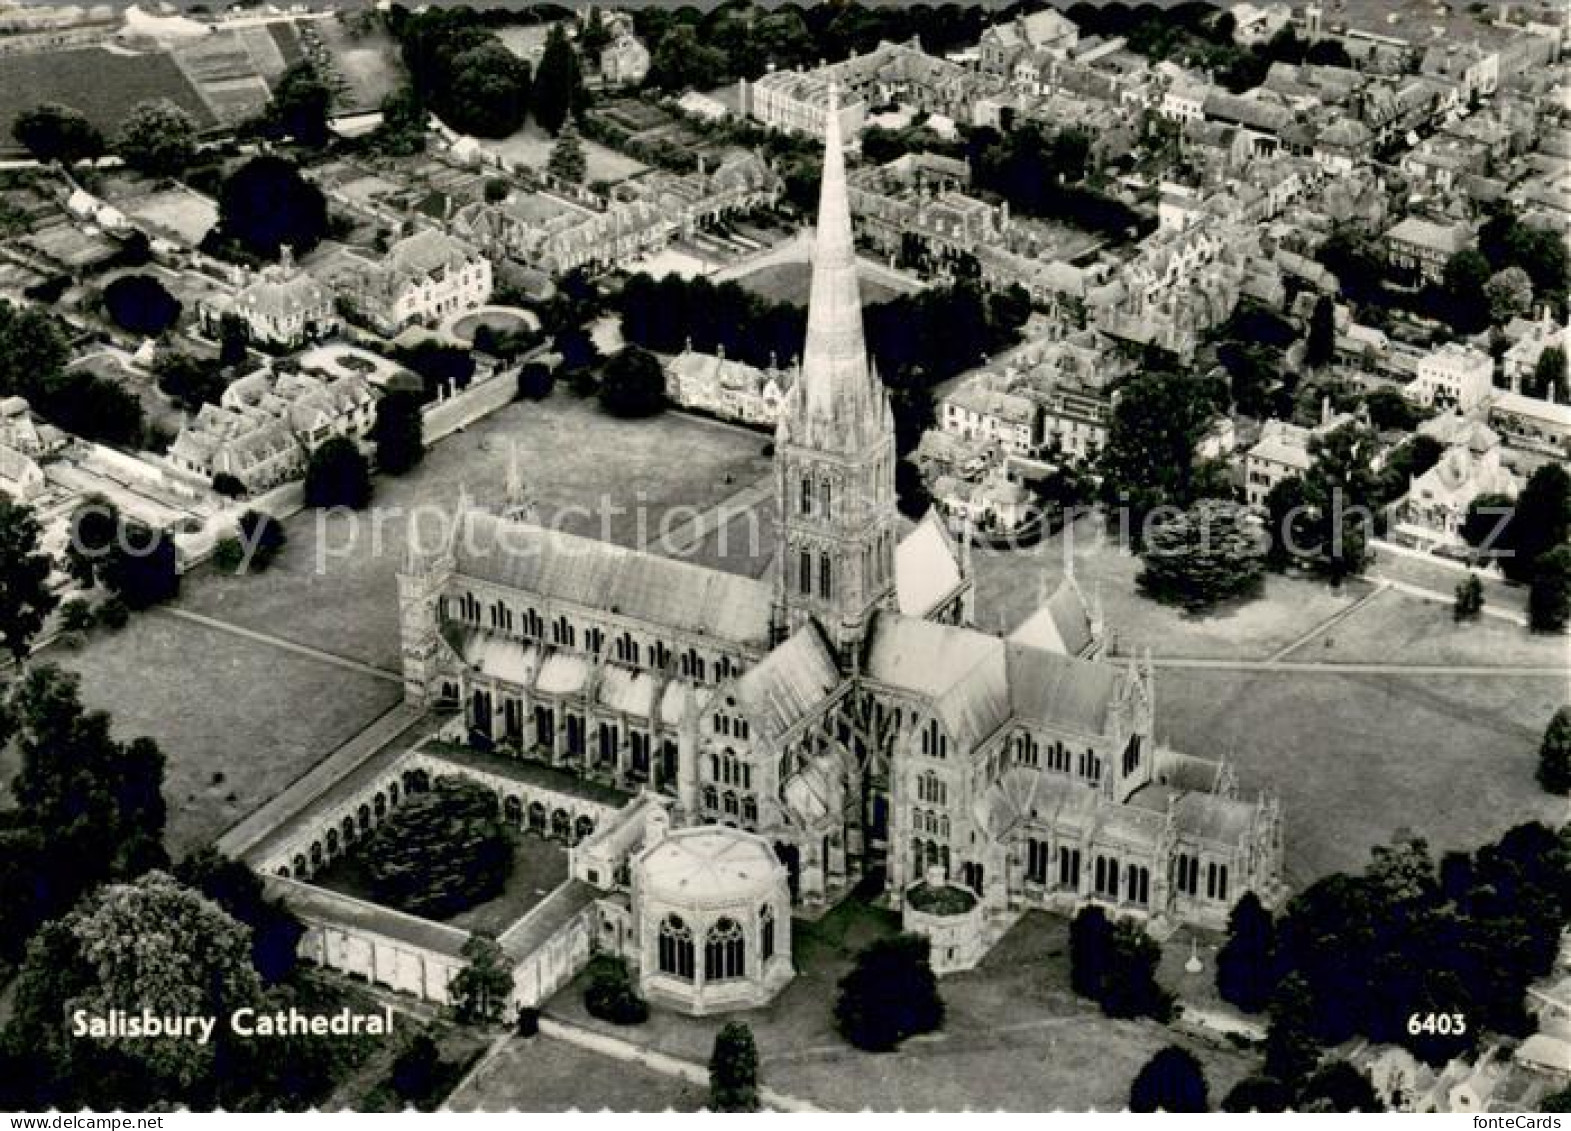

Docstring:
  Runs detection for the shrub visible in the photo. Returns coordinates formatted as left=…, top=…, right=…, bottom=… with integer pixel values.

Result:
left=212, top=472, right=246, bottom=499
left=583, top=954, right=649, bottom=1026
left=103, top=274, right=182, bottom=337
left=96, top=596, right=130, bottom=631
left=834, top=933, right=943, bottom=1052
left=58, top=598, right=97, bottom=635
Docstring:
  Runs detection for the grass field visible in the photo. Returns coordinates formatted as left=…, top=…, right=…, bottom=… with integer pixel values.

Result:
left=449, top=1036, right=706, bottom=1112
left=546, top=901, right=1254, bottom=1111
left=482, top=122, right=648, bottom=184
left=11, top=613, right=402, bottom=855
left=1154, top=669, right=1566, bottom=887
left=0, top=47, right=215, bottom=150
left=733, top=259, right=909, bottom=309
left=177, top=392, right=773, bottom=670
left=1312, top=585, right=1563, bottom=666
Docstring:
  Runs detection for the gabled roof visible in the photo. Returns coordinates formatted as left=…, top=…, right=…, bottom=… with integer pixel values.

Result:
left=733, top=625, right=840, bottom=741
left=450, top=513, right=775, bottom=652
left=1009, top=575, right=1095, bottom=657
left=894, top=511, right=964, bottom=618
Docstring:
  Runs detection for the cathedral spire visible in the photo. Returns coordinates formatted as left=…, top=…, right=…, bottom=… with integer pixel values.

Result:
left=793, top=83, right=884, bottom=451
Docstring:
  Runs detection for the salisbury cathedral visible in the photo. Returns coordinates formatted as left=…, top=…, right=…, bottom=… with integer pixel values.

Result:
left=397, top=90, right=1284, bottom=940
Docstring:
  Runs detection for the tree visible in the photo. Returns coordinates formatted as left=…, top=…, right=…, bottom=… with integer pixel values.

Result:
left=1462, top=491, right=1516, bottom=560
left=0, top=500, right=59, bottom=665
left=649, top=24, right=727, bottom=92
left=115, top=99, right=197, bottom=177
left=1486, top=266, right=1534, bottom=325
left=389, top=1031, right=444, bottom=1109
left=1304, top=295, right=1336, bottom=369
left=1300, top=1061, right=1383, bottom=1112
left=1098, top=368, right=1228, bottom=541
left=1528, top=345, right=1568, bottom=402
left=580, top=7, right=612, bottom=59
left=450, top=933, right=514, bottom=1025
left=1362, top=386, right=1424, bottom=432
left=234, top=509, right=287, bottom=572
left=364, top=777, right=512, bottom=918
left=1529, top=545, right=1571, bottom=633
left=834, top=933, right=944, bottom=1051
left=211, top=154, right=329, bottom=261
left=153, top=348, right=227, bottom=411
left=547, top=124, right=587, bottom=184
left=372, top=389, right=425, bottom=475
left=440, top=40, right=533, bottom=138
left=1303, top=420, right=1381, bottom=582
left=1538, top=706, right=1571, bottom=796
left=1222, top=1075, right=1292, bottom=1112
left=598, top=346, right=666, bottom=418
left=532, top=23, right=583, bottom=135
left=1264, top=973, right=1321, bottom=1088
left=373, top=84, right=428, bottom=157
left=13, top=102, right=104, bottom=165
left=1544, top=1087, right=1571, bottom=1113
left=1263, top=475, right=1310, bottom=571
left=583, top=954, right=649, bottom=1025
left=1438, top=247, right=1492, bottom=336
left=1137, top=499, right=1266, bottom=611
left=1070, top=904, right=1113, bottom=1001
left=1070, top=906, right=1172, bottom=1020
left=8, top=871, right=260, bottom=1106
left=1501, top=463, right=1571, bottom=584
left=98, top=520, right=178, bottom=610
left=1130, top=1045, right=1209, bottom=1113
left=708, top=1021, right=761, bottom=1112
left=303, top=436, right=372, bottom=511
left=58, top=597, right=96, bottom=636
left=1216, top=892, right=1277, bottom=1013
left=103, top=274, right=182, bottom=337
left=1453, top=573, right=1484, bottom=622
left=264, top=61, right=333, bottom=147
left=173, top=848, right=303, bottom=985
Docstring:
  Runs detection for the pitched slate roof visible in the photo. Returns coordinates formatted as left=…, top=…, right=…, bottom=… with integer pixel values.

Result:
left=894, top=511, right=965, bottom=618
left=453, top=512, right=775, bottom=652
left=733, top=625, right=840, bottom=741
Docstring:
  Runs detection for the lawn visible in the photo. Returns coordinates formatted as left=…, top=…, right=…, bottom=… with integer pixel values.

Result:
left=972, top=514, right=1373, bottom=661
left=448, top=1035, right=706, bottom=1112
left=9, top=613, right=402, bottom=855
left=545, top=900, right=1254, bottom=1111
left=1314, top=585, right=1561, bottom=667
left=176, top=392, right=774, bottom=670
left=0, top=47, right=215, bottom=151
left=313, top=831, right=570, bottom=937
left=1154, top=669, right=1567, bottom=888
left=482, top=123, right=648, bottom=184
left=734, top=259, right=910, bottom=309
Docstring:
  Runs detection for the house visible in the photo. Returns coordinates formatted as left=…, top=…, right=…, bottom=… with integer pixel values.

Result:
left=315, top=229, right=492, bottom=337
left=939, top=377, right=1039, bottom=457
left=203, top=249, right=339, bottom=351
left=1406, top=342, right=1495, bottom=412
left=932, top=469, right=1036, bottom=534
left=601, top=30, right=650, bottom=87
left=1383, top=216, right=1472, bottom=287
left=1229, top=1, right=1292, bottom=46
left=1488, top=391, right=1571, bottom=460
left=1394, top=425, right=1518, bottom=550
left=665, top=346, right=794, bottom=429
left=979, top=9, right=1079, bottom=79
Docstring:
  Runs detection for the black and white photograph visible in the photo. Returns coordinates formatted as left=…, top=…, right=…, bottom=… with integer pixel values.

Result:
left=0, top=0, right=1566, bottom=1115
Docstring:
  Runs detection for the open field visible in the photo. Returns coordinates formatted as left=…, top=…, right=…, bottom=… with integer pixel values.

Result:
left=1154, top=669, right=1566, bottom=887
left=733, top=259, right=911, bottom=309
left=7, top=613, right=402, bottom=855
left=0, top=47, right=215, bottom=149
left=314, top=831, right=569, bottom=938
left=177, top=392, right=773, bottom=670
left=449, top=1035, right=706, bottom=1112
left=481, top=122, right=648, bottom=184
left=972, top=515, right=1375, bottom=661
left=1313, top=584, right=1560, bottom=666
left=547, top=901, right=1254, bottom=1111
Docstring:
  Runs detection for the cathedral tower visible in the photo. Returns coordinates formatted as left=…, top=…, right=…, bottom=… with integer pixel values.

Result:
left=774, top=84, right=900, bottom=662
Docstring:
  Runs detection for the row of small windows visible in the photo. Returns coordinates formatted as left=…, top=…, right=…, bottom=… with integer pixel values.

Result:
left=442, top=592, right=737, bottom=684
left=1092, top=856, right=1151, bottom=905
left=915, top=771, right=947, bottom=806
left=1174, top=854, right=1230, bottom=902
left=798, top=475, right=833, bottom=518
left=713, top=714, right=750, bottom=740
left=919, top=719, right=949, bottom=760
left=656, top=909, right=774, bottom=983
left=912, top=808, right=949, bottom=838
left=711, top=750, right=752, bottom=789
left=1024, top=842, right=1082, bottom=889
left=1011, top=733, right=1093, bottom=779
left=796, top=550, right=835, bottom=601
left=701, top=786, right=758, bottom=825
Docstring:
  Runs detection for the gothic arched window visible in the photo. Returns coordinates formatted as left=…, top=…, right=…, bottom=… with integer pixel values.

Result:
left=704, top=917, right=746, bottom=981
left=800, top=476, right=813, bottom=515
left=760, top=903, right=775, bottom=961
left=819, top=552, right=833, bottom=601
left=658, top=915, right=695, bottom=981
left=819, top=477, right=832, bottom=519
left=799, top=549, right=813, bottom=596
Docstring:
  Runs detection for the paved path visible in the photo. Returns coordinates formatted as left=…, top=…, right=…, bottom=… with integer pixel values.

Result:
left=659, top=476, right=774, bottom=557
left=1268, top=581, right=1390, bottom=661
left=153, top=606, right=403, bottom=684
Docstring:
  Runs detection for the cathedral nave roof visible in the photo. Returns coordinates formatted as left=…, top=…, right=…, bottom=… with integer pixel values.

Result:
left=453, top=512, right=775, bottom=652
left=733, top=626, right=841, bottom=742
